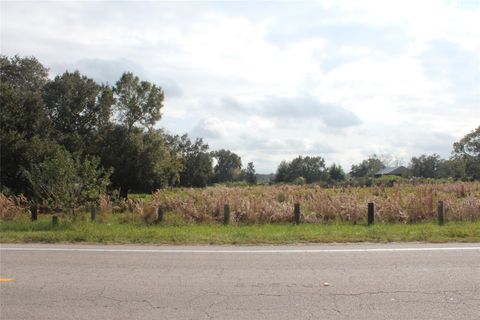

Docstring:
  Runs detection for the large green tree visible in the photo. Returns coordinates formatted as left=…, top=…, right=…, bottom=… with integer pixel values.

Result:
left=97, top=126, right=179, bottom=197
left=43, top=71, right=113, bottom=153
left=452, top=126, right=480, bottom=180
left=212, top=149, right=242, bottom=183
left=0, top=56, right=52, bottom=194
left=114, top=72, right=164, bottom=131
left=165, top=134, right=213, bottom=187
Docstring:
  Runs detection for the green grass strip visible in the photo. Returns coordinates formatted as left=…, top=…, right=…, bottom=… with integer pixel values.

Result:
left=1, top=217, right=479, bottom=244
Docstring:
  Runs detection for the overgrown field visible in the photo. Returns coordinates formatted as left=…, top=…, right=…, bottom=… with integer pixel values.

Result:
left=1, top=182, right=479, bottom=225
left=150, top=182, right=480, bottom=224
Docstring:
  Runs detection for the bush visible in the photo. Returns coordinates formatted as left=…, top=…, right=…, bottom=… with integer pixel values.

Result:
left=23, top=147, right=111, bottom=214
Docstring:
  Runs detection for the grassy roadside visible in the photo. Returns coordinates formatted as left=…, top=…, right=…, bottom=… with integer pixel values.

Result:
left=1, top=217, right=479, bottom=244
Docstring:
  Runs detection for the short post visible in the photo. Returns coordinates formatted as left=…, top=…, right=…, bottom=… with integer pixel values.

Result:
left=52, top=215, right=58, bottom=226
left=223, top=204, right=230, bottom=225
left=294, top=203, right=301, bottom=225
left=156, top=206, right=164, bottom=224
left=368, top=202, right=375, bottom=226
left=30, top=205, right=38, bottom=221
left=438, top=201, right=445, bottom=226
left=90, top=205, right=96, bottom=222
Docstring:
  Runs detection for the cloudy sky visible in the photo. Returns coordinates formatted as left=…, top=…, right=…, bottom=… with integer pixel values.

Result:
left=1, top=0, right=479, bottom=173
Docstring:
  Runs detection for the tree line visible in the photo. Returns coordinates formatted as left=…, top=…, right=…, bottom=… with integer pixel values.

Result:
left=274, top=129, right=479, bottom=185
left=1, top=55, right=479, bottom=210
left=0, top=55, right=255, bottom=207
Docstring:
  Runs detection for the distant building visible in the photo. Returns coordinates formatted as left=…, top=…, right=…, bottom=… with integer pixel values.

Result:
left=374, top=166, right=409, bottom=178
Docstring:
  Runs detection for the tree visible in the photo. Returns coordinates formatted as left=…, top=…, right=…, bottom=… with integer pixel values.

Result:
left=0, top=56, right=52, bottom=194
left=328, top=163, right=346, bottom=181
left=97, top=126, right=179, bottom=197
left=23, top=147, right=111, bottom=214
left=113, top=72, right=164, bottom=131
left=275, top=156, right=327, bottom=183
left=242, top=162, right=257, bottom=185
left=275, top=161, right=289, bottom=183
left=452, top=126, right=480, bottom=180
left=409, top=154, right=445, bottom=178
left=165, top=133, right=213, bottom=187
left=350, top=155, right=386, bottom=178
left=43, top=71, right=113, bottom=153
left=212, top=149, right=242, bottom=183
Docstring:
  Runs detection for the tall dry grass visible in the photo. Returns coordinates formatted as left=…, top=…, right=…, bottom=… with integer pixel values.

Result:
left=151, top=182, right=480, bottom=224
left=0, top=194, right=29, bottom=220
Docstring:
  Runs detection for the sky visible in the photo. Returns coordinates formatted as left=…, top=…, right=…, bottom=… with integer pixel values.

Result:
left=1, top=0, right=479, bottom=173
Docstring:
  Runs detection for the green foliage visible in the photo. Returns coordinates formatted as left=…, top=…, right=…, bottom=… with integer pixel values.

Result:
left=350, top=155, right=386, bottom=178
left=453, top=126, right=480, bottom=180
left=275, top=156, right=327, bottom=183
left=43, top=71, right=113, bottom=152
left=23, top=147, right=111, bottom=212
left=98, top=126, right=178, bottom=197
left=373, top=175, right=405, bottom=187
left=114, top=72, right=164, bottom=131
left=165, top=133, right=213, bottom=187
left=212, top=149, right=242, bottom=183
left=243, top=162, right=257, bottom=185
left=409, top=154, right=447, bottom=178
left=328, top=163, right=346, bottom=181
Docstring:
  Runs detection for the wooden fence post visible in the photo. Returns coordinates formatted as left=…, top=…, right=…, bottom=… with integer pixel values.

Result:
left=294, top=203, right=301, bottom=225
left=52, top=215, right=58, bottom=226
left=368, top=202, right=375, bottom=226
left=156, top=206, right=164, bottom=224
left=90, top=205, right=96, bottom=222
left=30, top=205, right=38, bottom=221
left=438, top=201, right=445, bottom=226
left=223, top=204, right=230, bottom=225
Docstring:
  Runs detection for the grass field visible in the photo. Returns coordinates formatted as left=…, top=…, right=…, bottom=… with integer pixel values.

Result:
left=1, top=182, right=479, bottom=244
left=1, top=215, right=479, bottom=244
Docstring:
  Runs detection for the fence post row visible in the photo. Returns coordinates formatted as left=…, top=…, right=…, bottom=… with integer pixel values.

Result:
left=156, top=206, right=164, bottom=224
left=438, top=201, right=445, bottom=226
left=294, top=203, right=301, bottom=225
left=368, top=202, right=375, bottom=225
left=223, top=204, right=230, bottom=225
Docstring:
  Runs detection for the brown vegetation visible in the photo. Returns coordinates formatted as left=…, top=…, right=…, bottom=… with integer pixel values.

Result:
left=152, top=182, right=480, bottom=224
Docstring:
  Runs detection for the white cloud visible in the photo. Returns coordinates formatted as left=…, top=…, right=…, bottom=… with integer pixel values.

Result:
left=1, top=0, right=478, bottom=173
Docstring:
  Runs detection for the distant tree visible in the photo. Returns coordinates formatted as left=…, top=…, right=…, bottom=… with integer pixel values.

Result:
left=409, top=154, right=445, bottom=178
left=452, top=126, right=480, bottom=180
left=114, top=72, right=164, bottom=131
left=350, top=155, right=386, bottom=178
left=212, top=149, right=242, bottom=183
left=328, top=163, right=346, bottom=181
left=275, top=161, right=289, bottom=183
left=275, top=156, right=327, bottom=184
left=165, top=133, right=213, bottom=187
left=242, top=162, right=257, bottom=185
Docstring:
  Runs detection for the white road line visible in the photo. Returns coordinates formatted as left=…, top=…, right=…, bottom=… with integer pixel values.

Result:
left=1, top=247, right=479, bottom=253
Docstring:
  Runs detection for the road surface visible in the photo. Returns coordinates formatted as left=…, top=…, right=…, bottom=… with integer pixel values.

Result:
left=1, top=243, right=479, bottom=319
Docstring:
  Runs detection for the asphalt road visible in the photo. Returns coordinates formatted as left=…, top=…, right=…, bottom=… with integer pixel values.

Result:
left=1, top=243, right=479, bottom=320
